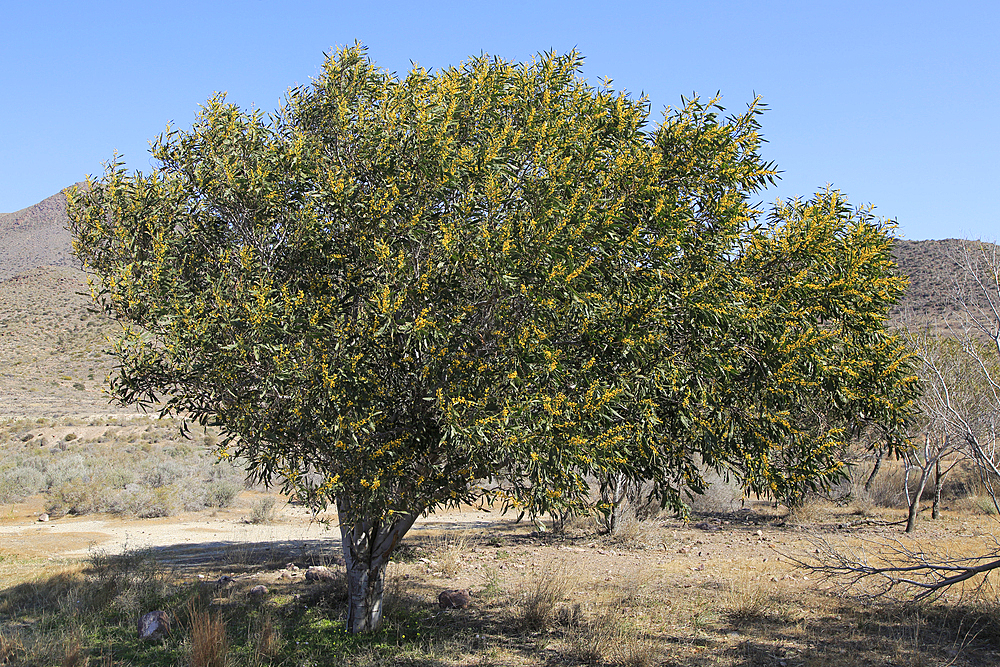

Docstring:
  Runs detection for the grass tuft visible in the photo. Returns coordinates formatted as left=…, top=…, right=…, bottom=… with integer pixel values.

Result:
left=189, top=607, right=229, bottom=667
left=518, top=564, right=573, bottom=631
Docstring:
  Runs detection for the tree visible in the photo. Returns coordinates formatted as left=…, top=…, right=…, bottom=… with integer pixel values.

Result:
left=67, top=45, right=917, bottom=632
left=802, top=240, right=1000, bottom=595
left=901, top=242, right=1000, bottom=529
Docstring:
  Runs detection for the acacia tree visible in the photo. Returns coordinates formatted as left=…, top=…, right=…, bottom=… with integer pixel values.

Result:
left=68, top=45, right=917, bottom=632
left=802, top=241, right=1000, bottom=596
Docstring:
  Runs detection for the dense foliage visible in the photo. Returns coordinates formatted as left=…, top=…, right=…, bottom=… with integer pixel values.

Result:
left=68, top=45, right=917, bottom=631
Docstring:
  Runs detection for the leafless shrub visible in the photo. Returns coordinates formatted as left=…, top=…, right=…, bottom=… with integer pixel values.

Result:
left=796, top=535, right=1000, bottom=601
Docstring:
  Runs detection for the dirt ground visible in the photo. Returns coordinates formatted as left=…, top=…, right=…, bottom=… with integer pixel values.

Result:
left=4, top=493, right=1000, bottom=666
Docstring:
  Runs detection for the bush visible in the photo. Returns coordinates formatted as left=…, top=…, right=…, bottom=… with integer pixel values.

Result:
left=519, top=566, right=572, bottom=631
left=206, top=481, right=240, bottom=508
left=0, top=467, right=45, bottom=501
left=248, top=497, right=276, bottom=524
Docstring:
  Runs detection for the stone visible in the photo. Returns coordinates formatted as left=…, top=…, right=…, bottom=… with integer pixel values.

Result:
left=438, top=588, right=471, bottom=609
left=137, top=610, right=171, bottom=640
left=37, top=513, right=49, bottom=522
left=250, top=585, right=268, bottom=597
left=305, top=566, right=336, bottom=582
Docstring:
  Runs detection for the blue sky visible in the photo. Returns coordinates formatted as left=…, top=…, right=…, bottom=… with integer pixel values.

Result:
left=2, top=1, right=996, bottom=241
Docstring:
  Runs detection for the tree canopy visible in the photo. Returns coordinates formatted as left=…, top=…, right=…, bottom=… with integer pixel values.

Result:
left=68, top=45, right=918, bottom=632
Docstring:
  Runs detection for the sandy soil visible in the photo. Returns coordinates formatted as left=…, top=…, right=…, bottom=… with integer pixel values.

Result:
left=0, top=494, right=512, bottom=563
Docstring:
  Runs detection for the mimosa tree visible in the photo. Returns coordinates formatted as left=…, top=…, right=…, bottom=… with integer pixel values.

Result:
left=68, top=45, right=918, bottom=633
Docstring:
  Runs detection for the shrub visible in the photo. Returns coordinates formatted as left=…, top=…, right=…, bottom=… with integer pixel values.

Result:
left=206, top=481, right=240, bottom=508
left=519, top=566, right=572, bottom=631
left=248, top=497, right=276, bottom=524
left=0, top=467, right=45, bottom=502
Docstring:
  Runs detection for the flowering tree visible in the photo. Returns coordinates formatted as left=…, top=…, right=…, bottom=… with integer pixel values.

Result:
left=68, top=45, right=917, bottom=632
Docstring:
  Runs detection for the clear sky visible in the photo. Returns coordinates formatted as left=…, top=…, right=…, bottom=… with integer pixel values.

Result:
left=2, top=1, right=996, bottom=241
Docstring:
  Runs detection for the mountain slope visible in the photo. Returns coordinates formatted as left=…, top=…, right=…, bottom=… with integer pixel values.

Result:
left=890, top=238, right=998, bottom=318
left=0, top=185, right=119, bottom=416
left=0, top=185, right=82, bottom=281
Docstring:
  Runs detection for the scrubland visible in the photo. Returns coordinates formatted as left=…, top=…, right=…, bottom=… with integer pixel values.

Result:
left=3, top=427, right=1000, bottom=667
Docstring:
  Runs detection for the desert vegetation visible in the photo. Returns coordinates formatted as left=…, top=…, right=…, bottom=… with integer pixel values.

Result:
left=0, top=416, right=246, bottom=518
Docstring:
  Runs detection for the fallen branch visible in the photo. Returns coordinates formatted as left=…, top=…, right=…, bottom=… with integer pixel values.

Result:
left=789, top=536, right=1000, bottom=601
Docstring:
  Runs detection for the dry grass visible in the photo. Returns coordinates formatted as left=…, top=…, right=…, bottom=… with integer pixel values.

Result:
left=724, top=567, right=772, bottom=623
left=189, top=607, right=229, bottom=667
left=434, top=533, right=471, bottom=578
left=248, top=613, right=283, bottom=665
left=3, top=496, right=1000, bottom=666
left=518, top=563, right=574, bottom=631
left=785, top=496, right=829, bottom=525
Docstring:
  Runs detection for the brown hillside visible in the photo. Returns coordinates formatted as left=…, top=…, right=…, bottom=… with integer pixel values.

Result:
left=0, top=266, right=121, bottom=417
left=0, top=185, right=83, bottom=281
left=890, top=238, right=998, bottom=318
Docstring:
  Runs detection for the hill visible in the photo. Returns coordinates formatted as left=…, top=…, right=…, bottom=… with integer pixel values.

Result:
left=0, top=185, right=120, bottom=417
left=890, top=237, right=999, bottom=319
left=0, top=185, right=82, bottom=281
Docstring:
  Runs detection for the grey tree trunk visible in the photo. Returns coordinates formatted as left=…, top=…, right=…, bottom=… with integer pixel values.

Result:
left=932, top=458, right=942, bottom=520
left=603, top=473, right=638, bottom=536
left=338, top=498, right=418, bottom=634
left=905, top=454, right=933, bottom=534
left=865, top=449, right=885, bottom=493
left=345, top=557, right=386, bottom=633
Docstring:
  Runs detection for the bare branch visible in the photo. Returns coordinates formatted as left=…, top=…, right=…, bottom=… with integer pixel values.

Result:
left=792, top=536, right=1000, bottom=601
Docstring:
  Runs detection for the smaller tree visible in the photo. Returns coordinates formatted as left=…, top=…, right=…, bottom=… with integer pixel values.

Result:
left=900, top=428, right=957, bottom=532
left=804, top=239, right=1000, bottom=594
left=907, top=242, right=1000, bottom=515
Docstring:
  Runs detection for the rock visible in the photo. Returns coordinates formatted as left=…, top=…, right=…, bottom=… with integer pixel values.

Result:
left=250, top=585, right=268, bottom=597
left=37, top=513, right=49, bottom=522
left=286, top=562, right=299, bottom=571
left=305, top=566, right=336, bottom=582
left=137, top=610, right=171, bottom=640
left=438, top=588, right=471, bottom=609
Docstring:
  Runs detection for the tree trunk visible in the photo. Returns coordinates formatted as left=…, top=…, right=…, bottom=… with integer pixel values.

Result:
left=932, top=458, right=942, bottom=520
left=603, top=473, right=632, bottom=536
left=865, top=449, right=885, bottom=492
left=345, top=556, right=386, bottom=633
left=905, top=450, right=933, bottom=534
left=338, top=498, right=418, bottom=634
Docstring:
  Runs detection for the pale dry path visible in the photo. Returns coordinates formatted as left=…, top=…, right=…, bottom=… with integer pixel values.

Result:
left=0, top=498, right=510, bottom=563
